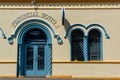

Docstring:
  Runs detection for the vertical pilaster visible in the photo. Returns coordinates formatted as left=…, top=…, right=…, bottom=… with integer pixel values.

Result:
left=84, top=36, right=88, bottom=61
left=18, top=44, right=22, bottom=76
left=47, top=44, right=52, bottom=76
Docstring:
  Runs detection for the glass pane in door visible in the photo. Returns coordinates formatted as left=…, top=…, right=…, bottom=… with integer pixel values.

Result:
left=26, top=46, right=33, bottom=70
left=38, top=46, right=44, bottom=70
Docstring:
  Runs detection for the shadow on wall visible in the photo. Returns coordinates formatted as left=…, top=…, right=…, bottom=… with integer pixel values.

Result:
left=63, top=18, right=71, bottom=43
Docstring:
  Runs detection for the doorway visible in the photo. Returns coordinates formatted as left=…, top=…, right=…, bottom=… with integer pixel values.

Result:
left=18, top=24, right=52, bottom=77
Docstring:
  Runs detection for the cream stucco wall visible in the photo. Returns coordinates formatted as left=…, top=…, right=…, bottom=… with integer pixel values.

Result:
left=0, top=64, right=16, bottom=76
left=0, top=4, right=120, bottom=77
left=53, top=63, right=120, bottom=77
left=1, top=9, right=120, bottom=61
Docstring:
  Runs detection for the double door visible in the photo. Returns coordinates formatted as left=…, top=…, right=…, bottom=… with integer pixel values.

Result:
left=25, top=45, right=47, bottom=76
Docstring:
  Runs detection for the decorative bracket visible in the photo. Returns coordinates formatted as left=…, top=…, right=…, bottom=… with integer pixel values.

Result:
left=8, top=35, right=14, bottom=44
left=54, top=35, right=63, bottom=44
left=0, top=28, right=6, bottom=39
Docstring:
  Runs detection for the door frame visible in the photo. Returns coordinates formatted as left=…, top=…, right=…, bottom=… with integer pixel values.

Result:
left=17, top=21, right=52, bottom=77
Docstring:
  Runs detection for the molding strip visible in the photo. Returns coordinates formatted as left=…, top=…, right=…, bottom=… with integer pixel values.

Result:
left=48, top=75, right=72, bottom=78
left=0, top=76, right=120, bottom=79
left=1, top=60, right=120, bottom=64
left=52, top=60, right=120, bottom=64
left=0, top=76, right=17, bottom=78
left=49, top=76, right=120, bottom=80
left=0, top=61, right=17, bottom=64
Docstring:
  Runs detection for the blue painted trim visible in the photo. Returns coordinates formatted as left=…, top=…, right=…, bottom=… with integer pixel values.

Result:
left=54, top=35, right=63, bottom=44
left=86, top=24, right=109, bottom=60
left=84, top=36, right=88, bottom=61
left=8, top=19, right=62, bottom=44
left=17, top=21, right=52, bottom=76
left=64, top=23, right=110, bottom=39
left=70, top=29, right=85, bottom=61
left=87, top=29, right=102, bottom=60
left=18, top=44, right=25, bottom=76
left=64, top=24, right=86, bottom=38
left=67, top=23, right=109, bottom=61
left=15, top=19, right=56, bottom=38
left=46, top=44, right=52, bottom=76
left=18, top=44, right=22, bottom=76
left=18, top=23, right=52, bottom=44
left=87, top=24, right=110, bottom=39
left=100, top=32, right=103, bottom=60
left=0, top=28, right=6, bottom=39
left=65, top=24, right=86, bottom=59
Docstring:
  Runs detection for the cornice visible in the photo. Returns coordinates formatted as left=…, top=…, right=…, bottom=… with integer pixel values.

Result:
left=1, top=0, right=120, bottom=3
left=0, top=3, right=120, bottom=9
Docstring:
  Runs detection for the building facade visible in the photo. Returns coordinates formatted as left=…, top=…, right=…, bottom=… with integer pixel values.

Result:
left=0, top=0, right=120, bottom=78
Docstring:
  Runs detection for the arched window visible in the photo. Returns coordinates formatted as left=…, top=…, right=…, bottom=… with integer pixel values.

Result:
left=88, top=29, right=101, bottom=60
left=71, top=29, right=84, bottom=61
left=24, top=28, right=47, bottom=44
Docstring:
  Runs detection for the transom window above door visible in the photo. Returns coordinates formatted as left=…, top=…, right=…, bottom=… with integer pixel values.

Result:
left=24, top=28, right=47, bottom=44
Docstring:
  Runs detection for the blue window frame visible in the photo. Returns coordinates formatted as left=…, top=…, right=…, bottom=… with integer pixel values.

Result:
left=71, top=29, right=84, bottom=61
left=71, top=29, right=102, bottom=61
left=66, top=24, right=109, bottom=61
left=88, top=29, right=101, bottom=60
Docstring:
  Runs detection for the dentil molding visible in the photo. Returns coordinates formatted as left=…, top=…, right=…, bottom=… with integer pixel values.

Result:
left=0, top=3, right=120, bottom=9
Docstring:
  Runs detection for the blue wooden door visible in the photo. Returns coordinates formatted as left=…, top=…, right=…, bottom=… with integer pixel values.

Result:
left=25, top=45, right=47, bottom=76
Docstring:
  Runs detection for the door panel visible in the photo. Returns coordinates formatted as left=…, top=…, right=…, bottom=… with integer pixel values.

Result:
left=26, top=46, right=33, bottom=70
left=26, top=46, right=35, bottom=76
left=25, top=45, right=47, bottom=76
left=37, top=46, right=45, bottom=70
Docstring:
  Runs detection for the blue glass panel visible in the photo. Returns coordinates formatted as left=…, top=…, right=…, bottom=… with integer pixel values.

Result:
left=71, top=30, right=84, bottom=61
left=26, top=46, right=33, bottom=70
left=88, top=29, right=101, bottom=60
left=38, top=46, right=44, bottom=70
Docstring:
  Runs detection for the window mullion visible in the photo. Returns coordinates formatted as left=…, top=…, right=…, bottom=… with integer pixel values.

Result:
left=84, top=36, right=88, bottom=61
